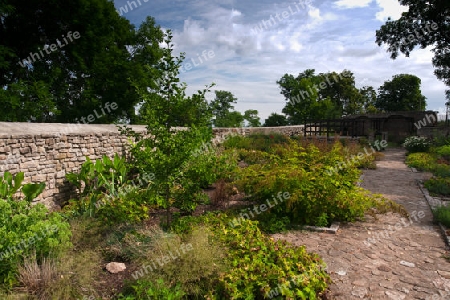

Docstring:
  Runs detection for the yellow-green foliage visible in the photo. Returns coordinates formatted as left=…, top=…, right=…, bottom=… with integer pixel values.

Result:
left=406, top=152, right=437, bottom=171
left=233, top=139, right=384, bottom=226
left=204, top=213, right=330, bottom=299
left=122, top=225, right=227, bottom=299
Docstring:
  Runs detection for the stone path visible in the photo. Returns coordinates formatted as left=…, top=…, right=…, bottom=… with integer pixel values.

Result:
left=272, top=148, right=450, bottom=299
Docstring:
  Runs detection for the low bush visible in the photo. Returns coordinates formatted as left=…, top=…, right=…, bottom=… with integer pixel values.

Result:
left=425, top=177, right=450, bottom=196
left=433, top=164, right=450, bottom=178
left=405, top=152, right=450, bottom=178
left=204, top=213, right=330, bottom=299
left=403, top=136, right=431, bottom=153
left=0, top=172, right=72, bottom=287
left=119, top=278, right=185, bottom=300
left=233, top=140, right=391, bottom=226
left=436, top=145, right=450, bottom=161
left=433, top=205, right=450, bottom=227
left=102, top=224, right=160, bottom=263
left=125, top=212, right=331, bottom=299
left=432, top=133, right=450, bottom=147
left=222, top=133, right=289, bottom=152
left=120, top=225, right=227, bottom=299
left=405, top=152, right=437, bottom=171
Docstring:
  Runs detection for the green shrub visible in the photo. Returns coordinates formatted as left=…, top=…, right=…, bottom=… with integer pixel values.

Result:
left=436, top=145, right=450, bottom=160
left=405, top=152, right=437, bottom=171
left=403, top=136, right=431, bottom=153
left=235, top=148, right=273, bottom=165
left=222, top=133, right=289, bottom=152
left=432, top=133, right=450, bottom=147
left=205, top=213, right=330, bottom=299
left=63, top=154, right=161, bottom=224
left=0, top=173, right=72, bottom=287
left=425, top=177, right=450, bottom=196
left=167, top=212, right=331, bottom=299
left=95, top=185, right=155, bottom=225
left=433, top=205, right=450, bottom=227
left=433, top=164, right=450, bottom=178
left=118, top=278, right=185, bottom=300
left=120, top=225, right=227, bottom=299
left=64, top=154, right=132, bottom=217
left=234, top=140, right=380, bottom=226
left=182, top=145, right=238, bottom=189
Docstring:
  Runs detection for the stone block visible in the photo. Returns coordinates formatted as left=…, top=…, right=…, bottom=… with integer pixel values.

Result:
left=19, top=147, right=31, bottom=154
left=32, top=174, right=47, bottom=182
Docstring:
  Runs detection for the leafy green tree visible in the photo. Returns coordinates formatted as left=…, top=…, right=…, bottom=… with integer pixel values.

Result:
left=375, top=0, right=450, bottom=92
left=0, top=0, right=164, bottom=123
left=123, top=31, right=214, bottom=225
left=264, top=113, right=288, bottom=127
left=244, top=109, right=261, bottom=127
left=219, top=111, right=245, bottom=127
left=316, top=70, right=364, bottom=115
left=210, top=90, right=245, bottom=127
left=277, top=70, right=346, bottom=124
left=359, top=86, right=379, bottom=113
left=375, top=74, right=426, bottom=111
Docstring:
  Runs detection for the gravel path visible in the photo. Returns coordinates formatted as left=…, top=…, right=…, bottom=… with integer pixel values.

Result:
left=272, top=148, right=450, bottom=299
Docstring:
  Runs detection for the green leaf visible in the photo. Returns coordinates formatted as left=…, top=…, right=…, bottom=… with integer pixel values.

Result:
left=22, top=183, right=46, bottom=203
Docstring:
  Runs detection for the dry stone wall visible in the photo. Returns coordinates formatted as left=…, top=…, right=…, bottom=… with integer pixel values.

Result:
left=0, top=123, right=305, bottom=208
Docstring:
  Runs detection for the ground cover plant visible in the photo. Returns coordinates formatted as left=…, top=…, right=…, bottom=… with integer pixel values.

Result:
left=145, top=212, right=332, bottom=300
left=403, top=136, right=431, bottom=153
left=405, top=138, right=450, bottom=197
left=433, top=205, right=450, bottom=228
left=405, top=136, right=450, bottom=232
left=0, top=172, right=72, bottom=289
left=0, top=132, right=406, bottom=299
left=223, top=134, right=403, bottom=229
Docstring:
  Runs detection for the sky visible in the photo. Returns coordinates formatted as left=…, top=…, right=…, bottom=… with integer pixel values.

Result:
left=113, top=0, right=449, bottom=122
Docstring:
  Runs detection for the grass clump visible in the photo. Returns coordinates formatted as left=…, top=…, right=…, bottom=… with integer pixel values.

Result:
left=433, top=205, right=450, bottom=227
left=425, top=177, right=450, bottom=196
left=120, top=225, right=227, bottom=299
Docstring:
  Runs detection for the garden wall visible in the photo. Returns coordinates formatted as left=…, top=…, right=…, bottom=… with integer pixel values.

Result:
left=417, top=126, right=450, bottom=140
left=0, top=123, right=305, bottom=208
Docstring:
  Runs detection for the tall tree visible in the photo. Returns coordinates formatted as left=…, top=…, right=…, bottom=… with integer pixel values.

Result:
left=0, top=0, right=164, bottom=123
left=264, top=113, right=288, bottom=127
left=317, top=70, right=364, bottom=115
left=359, top=86, right=379, bottom=113
left=244, top=109, right=261, bottom=127
left=277, top=69, right=363, bottom=124
left=124, top=31, right=214, bottom=225
left=375, top=74, right=426, bottom=111
left=209, top=90, right=244, bottom=127
left=375, top=0, right=450, bottom=94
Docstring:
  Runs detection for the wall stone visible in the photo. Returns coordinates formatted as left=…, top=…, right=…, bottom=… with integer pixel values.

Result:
left=0, top=123, right=305, bottom=208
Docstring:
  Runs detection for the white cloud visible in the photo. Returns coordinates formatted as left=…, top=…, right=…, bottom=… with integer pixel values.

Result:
left=334, top=0, right=373, bottom=9
left=375, top=0, right=407, bottom=22
left=115, top=0, right=448, bottom=121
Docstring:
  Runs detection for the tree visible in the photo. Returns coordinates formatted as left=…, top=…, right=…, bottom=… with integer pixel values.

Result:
left=277, top=69, right=363, bottom=124
left=375, top=74, right=426, bottom=111
left=0, top=0, right=164, bottom=123
left=264, top=113, right=288, bottom=127
left=317, top=70, right=364, bottom=115
left=244, top=110, right=261, bottom=127
left=210, top=90, right=244, bottom=127
left=219, top=111, right=245, bottom=127
left=123, top=31, right=214, bottom=225
left=375, top=0, right=450, bottom=92
left=359, top=86, right=379, bottom=113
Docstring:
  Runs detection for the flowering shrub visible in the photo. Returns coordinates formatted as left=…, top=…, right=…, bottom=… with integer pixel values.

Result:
left=403, top=136, right=431, bottom=153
